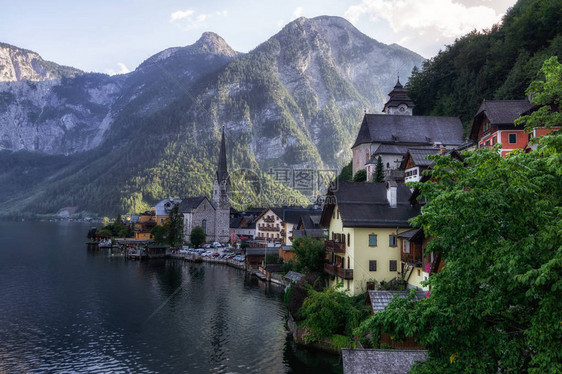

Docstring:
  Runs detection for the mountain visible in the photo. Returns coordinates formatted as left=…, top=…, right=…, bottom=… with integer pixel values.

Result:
left=0, top=43, right=82, bottom=82
left=0, top=16, right=424, bottom=217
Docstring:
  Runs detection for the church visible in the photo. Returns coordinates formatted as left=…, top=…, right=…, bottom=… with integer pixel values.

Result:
left=179, top=128, right=230, bottom=244
left=352, top=79, right=465, bottom=181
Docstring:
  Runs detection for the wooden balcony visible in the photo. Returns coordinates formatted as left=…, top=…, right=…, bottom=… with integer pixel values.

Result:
left=263, top=216, right=275, bottom=223
left=259, top=225, right=280, bottom=232
left=325, top=240, right=346, bottom=254
left=324, top=262, right=353, bottom=279
left=401, top=251, right=423, bottom=266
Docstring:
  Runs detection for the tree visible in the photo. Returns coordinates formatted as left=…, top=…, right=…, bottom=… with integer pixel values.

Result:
left=292, top=236, right=326, bottom=274
left=166, top=205, right=184, bottom=248
left=338, top=160, right=353, bottom=182
left=151, top=225, right=167, bottom=244
left=352, top=169, right=366, bottom=182
left=374, top=156, right=385, bottom=183
left=358, top=59, right=562, bottom=372
left=190, top=226, right=206, bottom=247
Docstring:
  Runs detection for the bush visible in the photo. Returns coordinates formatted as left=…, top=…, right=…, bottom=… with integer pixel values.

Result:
left=352, top=169, right=366, bottom=182
left=265, top=253, right=283, bottom=264
left=292, top=237, right=326, bottom=275
left=190, top=226, right=206, bottom=247
left=285, top=273, right=323, bottom=320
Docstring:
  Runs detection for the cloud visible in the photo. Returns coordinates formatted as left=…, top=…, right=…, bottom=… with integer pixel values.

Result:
left=292, top=6, right=304, bottom=20
left=105, top=62, right=130, bottom=76
left=345, top=0, right=502, bottom=38
left=169, top=9, right=209, bottom=30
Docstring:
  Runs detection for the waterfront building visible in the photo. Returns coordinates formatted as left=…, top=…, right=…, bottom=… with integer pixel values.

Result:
left=254, top=206, right=322, bottom=245
left=153, top=198, right=182, bottom=225
left=320, top=182, right=420, bottom=296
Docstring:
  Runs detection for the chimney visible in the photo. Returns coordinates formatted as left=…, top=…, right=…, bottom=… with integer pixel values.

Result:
left=386, top=180, right=397, bottom=208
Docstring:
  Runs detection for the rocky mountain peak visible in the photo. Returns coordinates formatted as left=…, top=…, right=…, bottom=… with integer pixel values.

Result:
left=194, top=32, right=238, bottom=57
left=0, top=43, right=82, bottom=82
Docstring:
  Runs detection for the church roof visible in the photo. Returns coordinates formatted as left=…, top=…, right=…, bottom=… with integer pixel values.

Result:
left=352, top=114, right=464, bottom=149
left=216, top=127, right=229, bottom=182
left=178, top=196, right=213, bottom=213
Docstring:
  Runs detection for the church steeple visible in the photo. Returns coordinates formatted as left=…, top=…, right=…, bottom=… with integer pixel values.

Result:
left=382, top=77, right=415, bottom=115
left=216, top=126, right=229, bottom=184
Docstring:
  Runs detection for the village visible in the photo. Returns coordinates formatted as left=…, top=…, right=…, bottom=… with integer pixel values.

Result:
left=87, top=66, right=560, bottom=374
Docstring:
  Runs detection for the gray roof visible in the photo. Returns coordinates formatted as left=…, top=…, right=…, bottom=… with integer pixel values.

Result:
left=245, top=247, right=279, bottom=256
left=320, top=183, right=420, bottom=228
left=342, top=349, right=428, bottom=374
left=397, top=228, right=423, bottom=241
left=284, top=271, right=304, bottom=283
left=178, top=196, right=211, bottom=213
left=474, top=99, right=534, bottom=125
left=369, top=290, right=426, bottom=313
left=352, top=114, right=464, bottom=148
left=406, top=148, right=440, bottom=167
left=382, top=79, right=416, bottom=112
left=293, top=229, right=326, bottom=239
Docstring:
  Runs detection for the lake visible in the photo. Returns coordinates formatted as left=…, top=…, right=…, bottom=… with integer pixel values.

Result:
left=0, top=221, right=341, bottom=373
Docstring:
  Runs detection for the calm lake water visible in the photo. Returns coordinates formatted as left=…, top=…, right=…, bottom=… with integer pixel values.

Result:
left=0, top=221, right=341, bottom=373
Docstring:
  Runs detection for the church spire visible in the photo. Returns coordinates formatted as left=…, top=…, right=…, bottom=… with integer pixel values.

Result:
left=216, top=126, right=228, bottom=183
left=382, top=77, right=415, bottom=115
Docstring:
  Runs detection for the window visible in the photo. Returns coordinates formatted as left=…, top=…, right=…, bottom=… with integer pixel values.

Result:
left=369, top=234, right=377, bottom=246
left=403, top=240, right=410, bottom=253
left=389, top=235, right=396, bottom=247
left=389, top=260, right=397, bottom=272
left=492, top=136, right=497, bottom=145
left=202, top=219, right=207, bottom=233
left=509, top=133, right=517, bottom=144
left=347, top=233, right=350, bottom=247
left=485, top=140, right=490, bottom=146
left=369, top=260, right=377, bottom=271
left=160, top=218, right=164, bottom=223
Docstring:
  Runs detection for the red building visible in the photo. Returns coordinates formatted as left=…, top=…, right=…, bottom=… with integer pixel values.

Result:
left=470, top=99, right=558, bottom=156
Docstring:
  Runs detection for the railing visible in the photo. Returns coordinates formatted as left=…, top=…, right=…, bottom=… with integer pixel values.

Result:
left=325, top=240, right=346, bottom=254
left=259, top=226, right=280, bottom=232
left=401, top=251, right=423, bottom=266
left=263, top=217, right=275, bottom=223
left=324, top=263, right=353, bottom=279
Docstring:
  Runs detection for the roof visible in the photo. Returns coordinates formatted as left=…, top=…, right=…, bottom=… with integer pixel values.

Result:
left=292, top=229, right=326, bottom=239
left=230, top=216, right=244, bottom=228
left=470, top=99, right=535, bottom=140
left=396, top=228, right=423, bottom=241
left=320, top=182, right=420, bottom=228
left=153, top=198, right=182, bottom=216
left=245, top=247, right=280, bottom=256
left=352, top=114, right=464, bottom=149
left=256, top=207, right=321, bottom=225
left=404, top=147, right=440, bottom=168
left=284, top=271, right=304, bottom=283
left=342, top=349, right=428, bottom=374
left=178, top=197, right=211, bottom=213
left=369, top=290, right=426, bottom=313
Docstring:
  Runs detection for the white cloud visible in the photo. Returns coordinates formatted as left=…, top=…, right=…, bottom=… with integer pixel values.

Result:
left=292, top=6, right=304, bottom=20
left=169, top=9, right=209, bottom=30
left=345, top=0, right=502, bottom=38
left=105, top=62, right=130, bottom=76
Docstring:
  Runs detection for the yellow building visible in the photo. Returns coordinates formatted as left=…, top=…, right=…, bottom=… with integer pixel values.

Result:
left=320, top=182, right=421, bottom=295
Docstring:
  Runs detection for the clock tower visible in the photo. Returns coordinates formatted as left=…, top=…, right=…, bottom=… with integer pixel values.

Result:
left=382, top=78, right=415, bottom=116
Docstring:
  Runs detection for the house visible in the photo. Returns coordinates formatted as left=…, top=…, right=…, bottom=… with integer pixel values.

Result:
left=292, top=214, right=326, bottom=240
left=399, top=148, right=441, bottom=184
left=229, top=208, right=261, bottom=242
left=153, top=198, right=182, bottom=225
left=254, top=206, right=322, bottom=245
left=320, top=182, right=421, bottom=295
left=469, top=99, right=558, bottom=155
left=352, top=79, right=464, bottom=180
left=178, top=128, right=231, bottom=244
left=134, top=211, right=156, bottom=240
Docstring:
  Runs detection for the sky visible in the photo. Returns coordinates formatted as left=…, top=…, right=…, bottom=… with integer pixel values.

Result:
left=0, top=0, right=517, bottom=75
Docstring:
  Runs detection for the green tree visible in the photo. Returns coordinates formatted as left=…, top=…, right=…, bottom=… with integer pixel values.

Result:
left=166, top=205, right=184, bottom=248
left=374, top=156, right=385, bottom=183
left=190, top=226, right=206, bottom=247
left=338, top=160, right=353, bottom=182
left=515, top=56, right=562, bottom=131
left=150, top=225, right=167, bottom=244
left=292, top=236, right=326, bottom=275
left=352, top=169, right=366, bottom=182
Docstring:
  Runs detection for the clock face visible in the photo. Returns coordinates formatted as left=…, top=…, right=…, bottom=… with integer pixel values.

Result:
left=399, top=105, right=406, bottom=112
